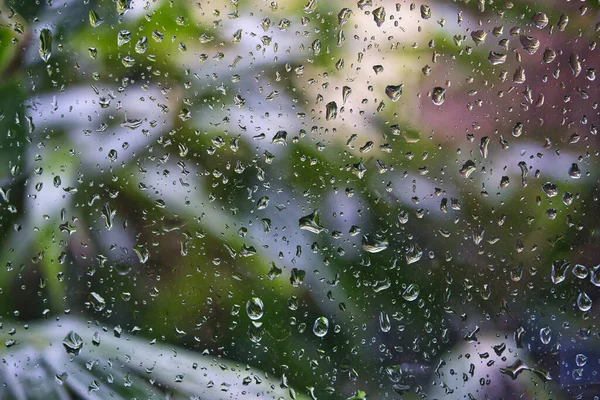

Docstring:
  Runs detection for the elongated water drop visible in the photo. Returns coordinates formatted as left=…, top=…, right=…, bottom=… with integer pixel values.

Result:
left=325, top=101, right=338, bottom=120
left=591, top=265, right=600, bottom=287
left=379, top=311, right=391, bottom=332
left=89, top=10, right=104, bottom=27
left=39, top=28, right=52, bottom=62
left=551, top=259, right=569, bottom=284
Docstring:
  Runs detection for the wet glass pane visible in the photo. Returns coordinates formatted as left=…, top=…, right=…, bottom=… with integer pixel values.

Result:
left=0, top=0, right=599, bottom=398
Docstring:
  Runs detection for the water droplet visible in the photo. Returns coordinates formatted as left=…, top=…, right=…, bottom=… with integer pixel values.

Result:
left=420, top=5, right=432, bottom=19
left=325, top=101, right=338, bottom=120
left=338, top=8, right=352, bottom=26
left=372, top=7, right=386, bottom=27
left=540, top=326, right=552, bottom=344
left=379, top=311, right=391, bottom=332
left=557, top=13, right=569, bottom=31
left=116, top=0, right=132, bottom=15
left=488, top=51, right=506, bottom=65
left=568, top=163, right=581, bottom=179
left=519, top=35, right=540, bottom=55
left=88, top=292, right=106, bottom=311
left=431, top=87, right=445, bottom=105
left=577, top=292, right=592, bottom=312
left=532, top=12, right=548, bottom=29
left=385, top=84, right=403, bottom=102
left=479, top=136, right=490, bottom=158
left=135, top=36, right=148, bottom=54
left=405, top=243, right=423, bottom=264
left=459, top=160, right=476, bottom=178
left=313, top=316, right=329, bottom=337
left=361, top=234, right=388, bottom=253
left=246, top=297, right=264, bottom=320
left=471, top=30, right=487, bottom=46
left=576, top=354, right=587, bottom=367
left=542, top=182, right=558, bottom=197
left=472, top=225, right=485, bottom=245
left=89, top=10, right=104, bottom=27
left=551, top=259, right=569, bottom=284
left=402, top=284, right=420, bottom=301
left=543, top=47, right=556, bottom=63
left=39, top=28, right=52, bottom=62
left=257, top=196, right=270, bottom=210
left=590, top=265, right=600, bottom=287
left=512, top=122, right=523, bottom=137
left=303, top=0, right=318, bottom=14
left=500, top=359, right=530, bottom=379
left=572, top=264, right=588, bottom=279
left=299, top=211, right=325, bottom=234
left=117, top=30, right=131, bottom=47
left=63, top=331, right=84, bottom=355
left=569, top=53, right=582, bottom=77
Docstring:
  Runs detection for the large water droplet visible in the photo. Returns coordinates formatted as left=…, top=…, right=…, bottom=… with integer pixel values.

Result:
left=325, top=101, right=338, bottom=120
left=39, top=28, right=52, bottom=62
left=361, top=234, right=388, bottom=253
left=299, top=211, right=325, bottom=234
left=542, top=182, right=558, bottom=197
left=591, top=265, right=600, bottom=287
left=402, top=284, right=420, bottom=301
left=540, top=326, right=552, bottom=344
left=63, top=331, right=84, bottom=355
left=551, top=259, right=569, bottom=284
left=431, top=87, right=445, bottom=105
left=313, top=316, right=329, bottom=337
left=488, top=51, right=506, bottom=65
left=532, top=12, right=548, bottom=29
left=379, top=311, right=391, bottom=332
left=385, top=84, right=403, bottom=102
left=246, top=297, right=264, bottom=320
left=577, top=292, right=592, bottom=312
left=519, top=35, right=540, bottom=55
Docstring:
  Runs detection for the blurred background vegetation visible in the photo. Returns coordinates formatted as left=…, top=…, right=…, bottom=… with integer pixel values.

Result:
left=0, top=0, right=599, bottom=398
